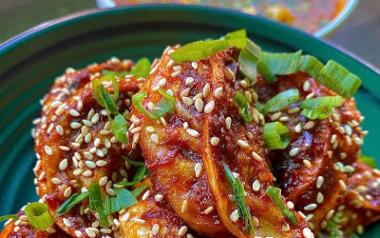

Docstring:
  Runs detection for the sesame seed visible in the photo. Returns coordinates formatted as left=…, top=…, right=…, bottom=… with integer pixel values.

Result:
left=91, top=113, right=99, bottom=124
left=82, top=119, right=92, bottom=127
left=270, top=112, right=282, bottom=121
left=147, top=102, right=155, bottom=110
left=85, top=161, right=96, bottom=169
left=185, top=77, right=194, bottom=85
left=210, top=136, right=220, bottom=146
left=70, top=122, right=81, bottom=129
left=152, top=223, right=160, bottom=235
left=202, top=83, right=211, bottom=97
left=252, top=180, right=261, bottom=192
left=316, top=176, right=324, bottom=189
left=182, top=97, right=193, bottom=106
left=186, top=128, right=200, bottom=137
left=99, top=176, right=108, bottom=186
left=252, top=151, right=264, bottom=161
left=306, top=92, right=315, bottom=99
left=56, top=125, right=64, bottom=135
left=354, top=137, right=363, bottom=145
left=171, top=71, right=181, bottom=77
left=82, top=170, right=93, bottom=177
left=289, top=147, right=300, bottom=157
left=191, top=62, right=198, bottom=69
left=96, top=160, right=107, bottom=167
left=304, top=203, right=317, bottom=211
left=279, top=116, right=289, bottom=122
left=225, top=117, right=232, bottom=129
left=182, top=122, right=189, bottom=130
left=166, top=89, right=174, bottom=96
left=195, top=98, right=204, bottom=112
left=303, top=159, right=312, bottom=168
left=303, top=81, right=311, bottom=91
left=96, top=149, right=105, bottom=157
left=106, top=188, right=116, bottom=196
left=59, top=145, right=70, bottom=151
left=203, top=206, right=214, bottom=214
left=85, top=228, right=96, bottom=238
left=59, top=159, right=68, bottom=170
left=63, top=187, right=72, bottom=198
left=339, top=180, right=347, bottom=191
left=151, top=134, right=159, bottom=143
left=130, top=126, right=142, bottom=134
left=142, top=190, right=150, bottom=201
left=69, top=109, right=80, bottom=117
left=51, top=177, right=61, bottom=185
left=204, top=100, right=215, bottom=113
left=294, top=123, right=302, bottom=133
left=240, top=80, right=248, bottom=88
left=63, top=218, right=72, bottom=227
left=146, top=126, right=155, bottom=133
left=193, top=92, right=203, bottom=100
left=94, top=138, right=101, bottom=147
left=230, top=209, right=239, bottom=222
left=84, top=151, right=93, bottom=160
left=181, top=88, right=190, bottom=97
left=133, top=218, right=146, bottom=225
left=44, top=145, right=53, bottom=155
left=303, top=227, right=314, bottom=238
left=303, top=121, right=315, bottom=130
left=194, top=162, right=202, bottom=177
left=316, top=192, right=324, bottom=204
left=74, top=230, right=83, bottom=237
left=326, top=210, right=335, bottom=220
left=178, top=226, right=188, bottom=236
left=158, top=78, right=167, bottom=86
left=214, top=87, right=223, bottom=99
left=155, top=194, right=164, bottom=202
left=181, top=200, right=188, bottom=213
left=237, top=140, right=249, bottom=148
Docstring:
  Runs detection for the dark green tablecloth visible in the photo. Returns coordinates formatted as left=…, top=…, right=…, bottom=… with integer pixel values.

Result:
left=0, top=0, right=379, bottom=68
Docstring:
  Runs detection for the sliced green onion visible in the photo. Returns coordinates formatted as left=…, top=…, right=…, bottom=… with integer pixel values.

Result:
left=171, top=39, right=229, bottom=63
left=158, top=89, right=176, bottom=104
left=261, top=89, right=300, bottom=114
left=234, top=91, right=253, bottom=124
left=257, top=59, right=277, bottom=83
left=263, top=122, right=290, bottom=150
left=24, top=203, right=54, bottom=230
left=110, top=114, right=129, bottom=143
left=104, top=189, right=137, bottom=215
left=92, top=74, right=119, bottom=105
left=151, top=98, right=175, bottom=118
left=224, top=163, right=253, bottom=233
left=102, top=69, right=129, bottom=78
left=117, top=166, right=147, bottom=187
left=300, top=96, right=343, bottom=120
left=260, top=50, right=302, bottom=75
left=99, top=85, right=119, bottom=115
left=57, top=192, right=89, bottom=215
left=132, top=92, right=157, bottom=119
left=225, top=29, right=247, bottom=49
left=131, top=185, right=148, bottom=198
left=130, top=58, right=151, bottom=78
left=89, top=183, right=108, bottom=226
left=318, top=60, right=361, bottom=98
left=125, top=157, right=145, bottom=167
left=238, top=39, right=262, bottom=81
left=132, top=91, right=174, bottom=120
left=266, top=186, right=297, bottom=225
left=359, top=156, right=377, bottom=168
left=299, top=55, right=324, bottom=80
left=0, top=214, right=18, bottom=222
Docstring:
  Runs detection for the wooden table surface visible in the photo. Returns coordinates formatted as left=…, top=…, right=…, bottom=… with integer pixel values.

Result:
left=0, top=0, right=379, bottom=68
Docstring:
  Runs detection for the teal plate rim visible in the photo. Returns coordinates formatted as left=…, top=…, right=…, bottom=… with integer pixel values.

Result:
left=0, top=4, right=378, bottom=90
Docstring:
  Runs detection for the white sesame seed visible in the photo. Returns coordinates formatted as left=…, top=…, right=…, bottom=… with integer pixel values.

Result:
left=69, top=109, right=80, bottom=117
left=316, top=176, right=324, bottom=189
left=171, top=71, right=181, bottom=77
left=121, top=212, right=130, bottom=222
left=303, top=227, right=314, bottom=238
left=195, top=98, right=204, bottom=112
left=155, top=194, right=164, bottom=202
left=142, top=190, right=150, bottom=201
left=193, top=92, right=203, bottom=100
left=152, top=223, right=160, bottom=236
left=303, top=121, right=315, bottom=130
left=59, top=145, right=70, bottom=151
left=182, top=97, right=193, bottom=106
left=194, top=162, right=202, bottom=177
left=294, top=123, right=302, bottom=133
left=230, top=209, right=239, bottom=222
left=147, top=102, right=155, bottom=110
left=304, top=203, right=317, bottom=211
left=210, top=137, right=220, bottom=146
left=214, top=87, right=223, bottom=99
left=74, top=230, right=83, bottom=237
left=181, top=200, right=188, bottom=213
left=289, top=147, right=300, bottom=157
left=85, top=228, right=96, bottom=238
left=85, top=161, right=96, bottom=169
left=82, top=170, right=93, bottom=177
left=91, top=113, right=99, bottom=124
left=225, top=117, right=232, bottom=129
left=326, top=210, right=335, bottom=220
left=146, top=126, right=155, bottom=133
left=151, top=134, right=159, bottom=143
left=237, top=140, right=249, bottom=148
left=70, top=122, right=81, bottom=129
left=203, top=206, right=214, bottom=215
left=185, top=77, right=194, bottom=85
left=181, top=88, right=190, bottom=97
left=96, top=149, right=105, bottom=157
left=99, top=176, right=108, bottom=186
left=303, top=81, right=311, bottom=91
left=106, top=188, right=116, bottom=196
left=339, top=180, right=347, bottom=191
left=158, top=78, right=167, bottom=86
left=204, top=100, right=215, bottom=113
left=240, top=80, right=248, bottom=88
left=252, top=151, right=264, bottom=161
left=186, top=128, right=200, bottom=137
left=202, top=83, right=211, bottom=97
left=133, top=218, right=145, bottom=225
left=84, top=151, right=93, bottom=160
left=82, top=119, right=92, bottom=127
left=94, top=138, right=101, bottom=147
left=316, top=192, right=324, bottom=204
left=96, top=160, right=107, bottom=167
left=59, top=159, right=68, bottom=170
left=130, top=126, right=142, bottom=134
left=51, top=177, right=61, bottom=185
left=63, top=187, right=72, bottom=198
left=287, top=201, right=294, bottom=209
left=191, top=62, right=198, bottom=69
left=303, top=159, right=312, bottom=168
left=166, top=89, right=174, bottom=96
left=183, top=122, right=189, bottom=130
left=44, top=145, right=53, bottom=155
left=178, top=226, right=188, bottom=236
left=252, top=180, right=261, bottom=192
left=56, top=125, right=64, bottom=135
left=63, top=218, right=72, bottom=227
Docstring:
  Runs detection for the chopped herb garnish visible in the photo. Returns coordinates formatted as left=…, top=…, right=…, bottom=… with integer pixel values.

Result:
left=359, top=156, right=377, bottom=168
left=130, top=58, right=151, bottom=78
left=266, top=186, right=297, bottom=225
left=89, top=183, right=109, bottom=227
left=104, top=189, right=137, bottom=216
left=24, top=202, right=54, bottom=230
left=261, top=89, right=300, bottom=115
left=131, top=185, right=148, bottom=198
left=57, top=192, right=89, bottom=215
left=110, top=114, right=129, bottom=143
left=224, top=163, right=253, bottom=234
left=132, top=91, right=175, bottom=120
left=0, top=214, right=18, bottom=222
left=118, top=166, right=147, bottom=187
left=263, top=122, right=290, bottom=150
left=125, top=157, right=145, bottom=167
left=299, top=55, right=324, bottom=80
left=300, top=96, right=343, bottom=120
left=260, top=50, right=302, bottom=75
left=234, top=91, right=253, bottom=124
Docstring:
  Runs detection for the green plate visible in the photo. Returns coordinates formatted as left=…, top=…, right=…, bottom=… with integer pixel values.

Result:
left=0, top=4, right=379, bottom=236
